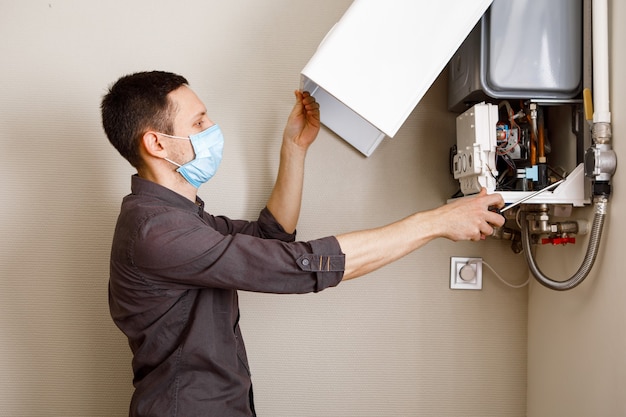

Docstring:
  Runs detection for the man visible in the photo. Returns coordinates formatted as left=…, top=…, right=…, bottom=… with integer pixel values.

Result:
left=101, top=71, right=504, bottom=417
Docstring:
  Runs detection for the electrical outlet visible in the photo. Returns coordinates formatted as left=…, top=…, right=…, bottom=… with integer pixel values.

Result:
left=450, top=257, right=482, bottom=290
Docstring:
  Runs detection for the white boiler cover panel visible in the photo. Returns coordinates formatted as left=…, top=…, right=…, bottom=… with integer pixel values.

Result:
left=301, top=0, right=493, bottom=155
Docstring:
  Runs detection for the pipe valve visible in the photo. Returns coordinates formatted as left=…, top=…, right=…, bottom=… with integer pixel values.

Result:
left=585, top=122, right=616, bottom=183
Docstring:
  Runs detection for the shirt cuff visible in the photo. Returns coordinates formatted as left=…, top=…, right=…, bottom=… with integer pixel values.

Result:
left=297, top=236, right=345, bottom=292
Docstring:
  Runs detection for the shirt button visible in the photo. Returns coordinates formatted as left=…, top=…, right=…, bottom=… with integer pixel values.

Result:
left=302, top=258, right=310, bottom=266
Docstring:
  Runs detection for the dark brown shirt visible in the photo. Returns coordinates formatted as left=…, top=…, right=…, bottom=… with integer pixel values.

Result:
left=109, top=175, right=345, bottom=416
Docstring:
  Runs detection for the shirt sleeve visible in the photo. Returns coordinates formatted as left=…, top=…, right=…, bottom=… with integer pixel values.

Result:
left=130, top=206, right=345, bottom=294
left=206, top=207, right=296, bottom=242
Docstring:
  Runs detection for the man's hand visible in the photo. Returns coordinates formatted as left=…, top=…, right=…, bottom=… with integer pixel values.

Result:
left=433, top=188, right=505, bottom=242
left=283, top=90, right=320, bottom=149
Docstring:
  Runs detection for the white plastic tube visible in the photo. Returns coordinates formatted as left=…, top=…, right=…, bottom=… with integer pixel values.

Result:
left=592, top=0, right=611, bottom=123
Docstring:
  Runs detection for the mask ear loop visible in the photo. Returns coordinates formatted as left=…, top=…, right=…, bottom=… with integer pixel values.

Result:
left=157, top=132, right=189, bottom=140
left=163, top=157, right=182, bottom=168
left=155, top=132, right=189, bottom=168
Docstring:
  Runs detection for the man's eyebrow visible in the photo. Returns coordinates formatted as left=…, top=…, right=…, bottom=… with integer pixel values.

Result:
left=190, top=110, right=207, bottom=121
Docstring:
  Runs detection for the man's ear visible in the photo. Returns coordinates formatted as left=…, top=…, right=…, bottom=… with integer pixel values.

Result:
left=141, top=131, right=167, bottom=158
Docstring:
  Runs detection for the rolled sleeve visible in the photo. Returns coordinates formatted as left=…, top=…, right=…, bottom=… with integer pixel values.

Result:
left=296, top=237, right=345, bottom=292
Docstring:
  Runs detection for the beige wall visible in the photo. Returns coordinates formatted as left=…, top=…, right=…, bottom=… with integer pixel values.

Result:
left=527, top=1, right=625, bottom=416
left=0, top=1, right=529, bottom=416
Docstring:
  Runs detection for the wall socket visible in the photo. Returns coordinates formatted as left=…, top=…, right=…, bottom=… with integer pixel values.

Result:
left=450, top=257, right=482, bottom=290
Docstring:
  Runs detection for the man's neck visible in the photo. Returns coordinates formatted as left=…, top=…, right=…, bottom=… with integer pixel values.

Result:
left=137, top=169, right=198, bottom=203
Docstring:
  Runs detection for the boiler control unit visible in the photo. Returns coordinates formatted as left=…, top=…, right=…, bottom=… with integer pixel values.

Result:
left=448, top=0, right=616, bottom=290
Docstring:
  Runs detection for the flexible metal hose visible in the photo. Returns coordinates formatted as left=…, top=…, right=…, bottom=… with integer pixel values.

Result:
left=521, top=196, right=608, bottom=291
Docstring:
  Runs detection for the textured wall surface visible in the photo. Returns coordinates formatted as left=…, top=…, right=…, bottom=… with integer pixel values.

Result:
left=0, top=1, right=528, bottom=416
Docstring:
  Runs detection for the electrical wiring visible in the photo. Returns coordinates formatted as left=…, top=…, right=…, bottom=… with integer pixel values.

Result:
left=496, top=100, right=522, bottom=156
left=482, top=259, right=530, bottom=288
left=496, top=127, right=520, bottom=156
left=468, top=259, right=530, bottom=289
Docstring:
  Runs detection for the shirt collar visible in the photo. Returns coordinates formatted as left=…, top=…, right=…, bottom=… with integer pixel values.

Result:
left=130, top=175, right=205, bottom=214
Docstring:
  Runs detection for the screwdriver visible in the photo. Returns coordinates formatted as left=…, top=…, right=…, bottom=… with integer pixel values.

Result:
left=498, top=179, right=565, bottom=213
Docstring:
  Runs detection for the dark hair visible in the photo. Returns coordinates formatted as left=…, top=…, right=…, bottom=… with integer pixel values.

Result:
left=101, top=71, right=188, bottom=168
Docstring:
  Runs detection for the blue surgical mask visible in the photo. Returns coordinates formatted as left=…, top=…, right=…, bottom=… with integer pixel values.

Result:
left=160, top=124, right=224, bottom=188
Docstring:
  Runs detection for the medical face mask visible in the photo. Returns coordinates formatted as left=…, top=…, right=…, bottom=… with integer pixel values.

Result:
left=160, top=124, right=225, bottom=188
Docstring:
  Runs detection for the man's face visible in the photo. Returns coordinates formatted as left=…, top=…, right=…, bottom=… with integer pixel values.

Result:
left=167, top=86, right=214, bottom=163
